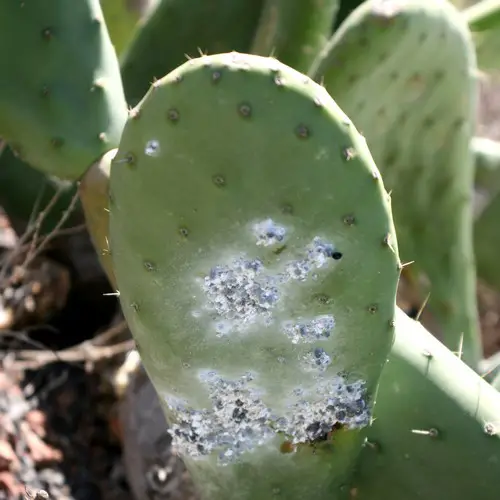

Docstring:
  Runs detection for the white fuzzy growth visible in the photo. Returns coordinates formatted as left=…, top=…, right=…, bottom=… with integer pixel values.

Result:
left=199, top=258, right=279, bottom=336
left=196, top=236, right=342, bottom=337
left=301, top=347, right=332, bottom=372
left=252, top=219, right=287, bottom=246
left=167, top=371, right=370, bottom=463
left=282, top=315, right=336, bottom=344
left=144, top=139, right=161, bottom=157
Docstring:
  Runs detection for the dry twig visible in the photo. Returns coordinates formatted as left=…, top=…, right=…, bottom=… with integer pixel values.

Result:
left=1, top=320, right=131, bottom=371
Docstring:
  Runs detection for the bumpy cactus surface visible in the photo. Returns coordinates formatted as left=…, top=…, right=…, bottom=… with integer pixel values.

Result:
left=0, top=0, right=127, bottom=180
left=109, top=52, right=400, bottom=499
left=310, top=0, right=481, bottom=367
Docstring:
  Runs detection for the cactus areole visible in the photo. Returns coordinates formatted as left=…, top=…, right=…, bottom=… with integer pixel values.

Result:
left=110, top=53, right=400, bottom=499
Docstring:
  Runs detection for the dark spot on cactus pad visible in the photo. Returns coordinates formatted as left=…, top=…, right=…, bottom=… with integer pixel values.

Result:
left=252, top=219, right=286, bottom=246
left=212, top=174, right=226, bottom=187
left=173, top=74, right=184, bottom=84
left=343, top=215, right=356, bottom=226
left=347, top=75, right=359, bottom=85
left=332, top=251, right=342, bottom=260
left=238, top=102, right=252, bottom=118
left=41, top=28, right=53, bottom=40
left=422, top=116, right=435, bottom=128
left=143, top=260, right=156, bottom=272
left=314, top=293, right=331, bottom=305
left=283, top=237, right=341, bottom=281
left=428, top=428, right=439, bottom=438
left=211, top=70, right=222, bottom=83
left=368, top=304, right=378, bottom=314
left=453, top=117, right=465, bottom=130
left=40, top=86, right=49, bottom=97
left=178, top=226, right=190, bottom=238
left=384, top=150, right=397, bottom=166
left=114, top=152, right=136, bottom=166
left=382, top=233, right=393, bottom=248
left=282, top=315, right=335, bottom=344
left=166, top=108, right=180, bottom=123
left=434, top=70, right=444, bottom=82
left=378, top=52, right=388, bottom=63
left=280, top=441, right=295, bottom=454
left=295, top=124, right=310, bottom=139
left=50, top=137, right=64, bottom=149
left=272, top=245, right=287, bottom=256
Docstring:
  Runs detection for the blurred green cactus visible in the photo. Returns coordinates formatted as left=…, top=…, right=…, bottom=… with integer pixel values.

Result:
left=309, top=0, right=480, bottom=367
left=0, top=0, right=499, bottom=499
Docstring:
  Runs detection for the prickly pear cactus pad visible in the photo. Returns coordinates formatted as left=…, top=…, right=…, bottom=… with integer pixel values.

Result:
left=350, top=309, right=500, bottom=499
left=310, top=0, right=481, bottom=367
left=0, top=0, right=127, bottom=180
left=110, top=53, right=400, bottom=499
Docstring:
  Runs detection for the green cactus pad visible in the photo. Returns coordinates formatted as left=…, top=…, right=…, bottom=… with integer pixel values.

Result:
left=0, top=0, right=127, bottom=180
left=120, top=0, right=266, bottom=106
left=110, top=52, right=400, bottom=499
left=310, top=0, right=481, bottom=367
left=350, top=308, right=500, bottom=499
left=250, top=0, right=339, bottom=73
